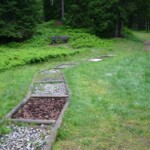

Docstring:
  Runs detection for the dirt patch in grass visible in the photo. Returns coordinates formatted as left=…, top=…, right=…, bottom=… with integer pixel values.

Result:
left=12, top=97, right=67, bottom=120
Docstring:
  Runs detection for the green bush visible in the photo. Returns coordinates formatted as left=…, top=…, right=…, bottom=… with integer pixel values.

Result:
left=31, top=21, right=110, bottom=48
left=123, top=28, right=141, bottom=42
left=0, top=21, right=110, bottom=71
left=0, top=0, right=39, bottom=42
left=0, top=46, right=78, bottom=72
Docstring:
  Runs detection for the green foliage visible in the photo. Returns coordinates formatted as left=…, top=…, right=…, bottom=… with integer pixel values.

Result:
left=70, top=33, right=110, bottom=48
left=0, top=125, right=11, bottom=134
left=0, top=46, right=78, bottom=72
left=43, top=0, right=61, bottom=21
left=88, top=0, right=118, bottom=37
left=0, top=120, right=12, bottom=134
left=0, top=0, right=39, bottom=41
left=123, top=28, right=141, bottom=41
left=33, top=21, right=110, bottom=48
left=36, top=0, right=44, bottom=22
left=0, top=21, right=109, bottom=71
left=43, top=0, right=51, bottom=21
left=57, top=125, right=69, bottom=140
left=43, top=0, right=150, bottom=37
left=132, top=0, right=150, bottom=30
left=46, top=0, right=127, bottom=37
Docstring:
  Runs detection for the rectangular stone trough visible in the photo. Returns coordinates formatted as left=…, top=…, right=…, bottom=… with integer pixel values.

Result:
left=5, top=96, right=68, bottom=125
left=0, top=123, right=52, bottom=150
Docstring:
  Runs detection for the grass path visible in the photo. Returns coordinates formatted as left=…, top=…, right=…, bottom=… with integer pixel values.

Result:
left=53, top=33, right=150, bottom=150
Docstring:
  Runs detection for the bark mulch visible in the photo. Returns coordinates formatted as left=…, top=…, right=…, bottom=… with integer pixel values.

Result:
left=12, top=97, right=67, bottom=120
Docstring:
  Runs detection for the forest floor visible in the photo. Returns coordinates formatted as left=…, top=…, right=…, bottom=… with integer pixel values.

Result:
left=0, top=28, right=150, bottom=150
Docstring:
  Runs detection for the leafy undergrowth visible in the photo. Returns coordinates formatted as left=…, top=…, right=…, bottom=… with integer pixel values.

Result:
left=0, top=46, right=79, bottom=72
left=30, top=21, right=111, bottom=49
left=0, top=21, right=111, bottom=72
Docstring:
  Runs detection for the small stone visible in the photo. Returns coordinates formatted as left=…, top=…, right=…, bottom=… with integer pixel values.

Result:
left=0, top=124, right=52, bottom=150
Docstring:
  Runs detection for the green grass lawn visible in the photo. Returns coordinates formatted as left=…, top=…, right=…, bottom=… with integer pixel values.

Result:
left=53, top=34, right=150, bottom=150
left=0, top=26, right=150, bottom=149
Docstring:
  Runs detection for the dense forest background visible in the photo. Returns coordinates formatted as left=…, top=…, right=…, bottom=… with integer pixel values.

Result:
left=0, top=0, right=150, bottom=43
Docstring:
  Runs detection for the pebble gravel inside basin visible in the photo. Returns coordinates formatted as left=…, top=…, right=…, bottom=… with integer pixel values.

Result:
left=0, top=124, right=51, bottom=150
left=32, top=83, right=67, bottom=96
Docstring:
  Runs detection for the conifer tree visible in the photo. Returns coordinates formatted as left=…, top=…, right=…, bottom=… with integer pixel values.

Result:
left=0, top=0, right=38, bottom=42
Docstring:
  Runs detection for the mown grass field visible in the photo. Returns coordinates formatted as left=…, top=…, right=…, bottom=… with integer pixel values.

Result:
left=53, top=34, right=150, bottom=150
left=0, top=23, right=150, bottom=149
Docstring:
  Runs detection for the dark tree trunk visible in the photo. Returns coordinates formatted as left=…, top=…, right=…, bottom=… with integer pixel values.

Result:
left=128, top=15, right=134, bottom=28
left=115, top=0, right=124, bottom=37
left=146, top=20, right=150, bottom=31
left=61, top=0, right=64, bottom=21
left=115, top=21, right=124, bottom=37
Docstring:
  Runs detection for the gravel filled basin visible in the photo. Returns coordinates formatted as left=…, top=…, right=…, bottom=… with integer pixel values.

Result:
left=0, top=124, right=51, bottom=150
left=31, top=82, right=68, bottom=96
left=12, top=97, right=67, bottom=120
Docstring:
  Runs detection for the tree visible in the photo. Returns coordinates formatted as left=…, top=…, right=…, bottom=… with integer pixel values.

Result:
left=42, top=0, right=150, bottom=37
left=61, top=0, right=64, bottom=21
left=88, top=0, right=118, bottom=37
left=43, top=0, right=52, bottom=21
left=135, top=0, right=150, bottom=31
left=0, top=0, right=38, bottom=43
left=64, top=0, right=121, bottom=37
left=43, top=0, right=65, bottom=21
left=125, top=0, right=150, bottom=31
